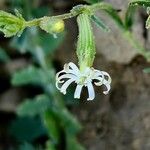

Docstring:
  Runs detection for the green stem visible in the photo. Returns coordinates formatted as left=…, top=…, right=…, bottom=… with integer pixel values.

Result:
left=24, top=2, right=124, bottom=29
left=25, top=12, right=76, bottom=28
left=25, top=18, right=42, bottom=27
left=123, top=30, right=150, bottom=61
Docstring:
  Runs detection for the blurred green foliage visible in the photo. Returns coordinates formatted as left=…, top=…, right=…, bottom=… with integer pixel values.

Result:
left=10, top=117, right=47, bottom=142
left=11, top=65, right=51, bottom=86
left=84, top=0, right=103, bottom=4
left=0, top=47, right=10, bottom=63
left=0, top=0, right=84, bottom=150
left=19, top=143, right=36, bottom=150
left=17, top=95, right=51, bottom=117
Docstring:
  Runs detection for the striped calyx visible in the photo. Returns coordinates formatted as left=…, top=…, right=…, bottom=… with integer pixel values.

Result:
left=77, top=13, right=96, bottom=71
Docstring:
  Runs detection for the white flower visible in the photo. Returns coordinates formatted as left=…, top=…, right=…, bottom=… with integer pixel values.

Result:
left=56, top=62, right=111, bottom=100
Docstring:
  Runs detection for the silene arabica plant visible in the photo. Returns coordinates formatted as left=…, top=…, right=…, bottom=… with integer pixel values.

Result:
left=56, top=13, right=111, bottom=100
left=0, top=0, right=150, bottom=149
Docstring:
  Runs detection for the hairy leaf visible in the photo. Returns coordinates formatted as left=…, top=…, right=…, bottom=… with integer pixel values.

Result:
left=0, top=10, right=25, bottom=37
left=91, top=15, right=110, bottom=32
left=11, top=65, right=50, bottom=86
left=96, top=2, right=124, bottom=29
left=17, top=95, right=51, bottom=117
left=125, top=5, right=136, bottom=29
left=129, top=0, right=150, bottom=7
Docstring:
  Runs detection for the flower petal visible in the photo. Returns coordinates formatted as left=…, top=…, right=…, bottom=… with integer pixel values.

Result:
left=65, top=62, right=79, bottom=75
left=102, top=78, right=111, bottom=93
left=57, top=74, right=77, bottom=83
left=60, top=78, right=76, bottom=94
left=56, top=80, right=62, bottom=90
left=87, top=82, right=95, bottom=101
left=101, top=71, right=111, bottom=84
left=93, top=69, right=104, bottom=79
left=74, top=84, right=83, bottom=99
left=56, top=70, right=66, bottom=79
left=94, top=76, right=104, bottom=86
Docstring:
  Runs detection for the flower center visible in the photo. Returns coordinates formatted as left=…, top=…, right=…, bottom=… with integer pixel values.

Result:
left=78, top=76, right=89, bottom=85
left=77, top=68, right=93, bottom=85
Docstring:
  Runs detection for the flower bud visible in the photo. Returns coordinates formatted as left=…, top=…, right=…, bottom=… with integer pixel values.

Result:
left=40, top=17, right=65, bottom=34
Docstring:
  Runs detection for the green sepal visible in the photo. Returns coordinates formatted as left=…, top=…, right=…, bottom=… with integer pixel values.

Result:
left=91, top=15, right=110, bottom=32
left=77, top=13, right=96, bottom=70
left=0, top=10, right=26, bottom=37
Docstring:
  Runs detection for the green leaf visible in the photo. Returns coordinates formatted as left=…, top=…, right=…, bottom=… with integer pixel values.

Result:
left=0, top=10, right=26, bottom=37
left=46, top=141, right=56, bottom=150
left=19, top=143, right=35, bottom=150
left=125, top=5, right=136, bottom=29
left=43, top=111, right=60, bottom=143
left=84, top=0, right=103, bottom=4
left=66, top=135, right=85, bottom=150
left=11, top=65, right=50, bottom=86
left=57, top=109, right=81, bottom=136
left=91, top=15, right=110, bottom=32
left=98, top=2, right=124, bottom=29
left=0, top=47, right=10, bottom=63
left=143, top=68, right=150, bottom=73
left=10, top=117, right=47, bottom=142
left=129, top=0, right=150, bottom=7
left=17, top=95, right=51, bottom=117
